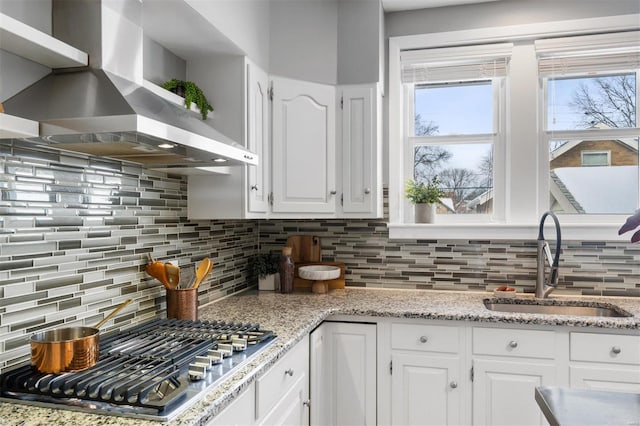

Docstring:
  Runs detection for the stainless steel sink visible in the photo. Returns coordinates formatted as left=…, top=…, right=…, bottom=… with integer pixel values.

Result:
left=483, top=299, right=632, bottom=318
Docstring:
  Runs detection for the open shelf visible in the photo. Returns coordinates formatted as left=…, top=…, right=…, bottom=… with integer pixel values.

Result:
left=0, top=113, right=38, bottom=139
left=0, top=12, right=88, bottom=68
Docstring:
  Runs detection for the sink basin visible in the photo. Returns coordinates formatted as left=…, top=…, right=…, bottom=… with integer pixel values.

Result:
left=483, top=299, right=632, bottom=318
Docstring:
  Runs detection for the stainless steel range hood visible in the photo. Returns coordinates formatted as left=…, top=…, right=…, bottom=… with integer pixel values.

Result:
left=1, top=0, right=257, bottom=171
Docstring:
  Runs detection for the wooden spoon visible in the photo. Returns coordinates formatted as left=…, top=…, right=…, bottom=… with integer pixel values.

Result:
left=145, top=261, right=171, bottom=289
left=192, top=258, right=213, bottom=289
left=165, top=262, right=180, bottom=289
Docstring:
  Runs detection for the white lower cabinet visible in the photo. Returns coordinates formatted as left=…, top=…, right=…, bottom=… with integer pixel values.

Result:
left=472, top=358, right=556, bottom=426
left=256, top=334, right=310, bottom=426
left=207, top=382, right=256, bottom=426
left=569, top=331, right=640, bottom=393
left=310, top=321, right=377, bottom=426
left=389, top=322, right=467, bottom=426
left=472, top=327, right=560, bottom=426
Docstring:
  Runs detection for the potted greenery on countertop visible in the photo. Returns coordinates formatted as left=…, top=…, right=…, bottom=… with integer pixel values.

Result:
left=162, top=79, right=214, bottom=120
left=250, top=252, right=280, bottom=291
left=405, top=176, right=445, bottom=223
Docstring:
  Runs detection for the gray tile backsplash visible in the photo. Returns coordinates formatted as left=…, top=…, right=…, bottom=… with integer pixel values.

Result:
left=1, top=140, right=639, bottom=372
left=0, top=140, right=258, bottom=371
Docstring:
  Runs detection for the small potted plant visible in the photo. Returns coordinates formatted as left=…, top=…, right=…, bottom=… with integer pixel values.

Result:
left=405, top=176, right=445, bottom=223
left=162, top=79, right=214, bottom=120
left=250, top=252, right=280, bottom=291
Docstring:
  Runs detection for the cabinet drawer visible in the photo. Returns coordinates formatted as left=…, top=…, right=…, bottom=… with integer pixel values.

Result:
left=473, top=327, right=556, bottom=359
left=256, top=335, right=309, bottom=419
left=391, top=323, right=460, bottom=353
left=570, top=332, right=640, bottom=365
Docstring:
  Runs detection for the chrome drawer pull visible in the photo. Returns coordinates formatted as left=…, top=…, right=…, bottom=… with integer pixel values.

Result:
left=285, top=368, right=294, bottom=376
left=419, top=336, right=428, bottom=343
left=508, top=340, right=518, bottom=348
left=611, top=346, right=622, bottom=354
left=450, top=381, right=458, bottom=389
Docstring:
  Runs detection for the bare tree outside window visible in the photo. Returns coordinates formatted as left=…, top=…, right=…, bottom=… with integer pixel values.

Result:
left=570, top=74, right=636, bottom=129
left=413, top=114, right=452, bottom=181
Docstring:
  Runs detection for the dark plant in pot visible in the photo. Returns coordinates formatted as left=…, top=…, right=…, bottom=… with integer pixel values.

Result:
left=619, top=209, right=640, bottom=243
left=162, top=79, right=214, bottom=120
left=250, top=252, right=280, bottom=291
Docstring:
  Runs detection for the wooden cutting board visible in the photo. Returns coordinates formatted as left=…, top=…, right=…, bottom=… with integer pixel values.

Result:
left=286, top=235, right=321, bottom=263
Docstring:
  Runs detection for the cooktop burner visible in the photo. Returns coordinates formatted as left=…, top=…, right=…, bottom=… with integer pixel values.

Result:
left=0, top=318, right=277, bottom=422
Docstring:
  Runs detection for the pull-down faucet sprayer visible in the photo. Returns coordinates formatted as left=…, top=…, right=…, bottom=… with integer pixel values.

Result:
left=536, top=211, right=562, bottom=298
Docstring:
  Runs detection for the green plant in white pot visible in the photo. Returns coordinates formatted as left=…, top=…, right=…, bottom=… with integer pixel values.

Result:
left=250, top=252, right=280, bottom=291
left=405, top=176, right=445, bottom=223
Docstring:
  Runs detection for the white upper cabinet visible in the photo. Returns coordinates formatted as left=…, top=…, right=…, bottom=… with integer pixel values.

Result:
left=246, top=59, right=270, bottom=214
left=271, top=76, right=336, bottom=214
left=339, top=84, right=383, bottom=217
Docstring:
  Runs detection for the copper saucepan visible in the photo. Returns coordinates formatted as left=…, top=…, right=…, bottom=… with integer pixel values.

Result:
left=30, top=299, right=132, bottom=374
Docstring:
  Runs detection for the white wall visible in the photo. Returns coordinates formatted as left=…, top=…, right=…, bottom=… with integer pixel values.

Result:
left=186, top=0, right=270, bottom=71
left=143, top=36, right=187, bottom=86
left=0, top=0, right=51, bottom=102
left=337, top=0, right=381, bottom=85
left=385, top=0, right=640, bottom=37
left=269, top=0, right=338, bottom=84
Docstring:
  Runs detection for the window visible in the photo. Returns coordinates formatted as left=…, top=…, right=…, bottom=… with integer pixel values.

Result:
left=401, top=44, right=509, bottom=221
left=581, top=151, right=610, bottom=167
left=539, top=33, right=640, bottom=216
left=389, top=17, right=640, bottom=239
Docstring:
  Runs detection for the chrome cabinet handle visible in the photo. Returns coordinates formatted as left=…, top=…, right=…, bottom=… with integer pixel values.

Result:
left=450, top=381, right=458, bottom=389
left=364, top=188, right=371, bottom=194
left=330, top=190, right=337, bottom=195
left=303, top=400, right=311, bottom=408
left=419, top=336, right=428, bottom=343
left=250, top=185, right=258, bottom=191
left=509, top=340, right=518, bottom=348
left=611, top=346, right=622, bottom=354
left=285, top=368, right=294, bottom=376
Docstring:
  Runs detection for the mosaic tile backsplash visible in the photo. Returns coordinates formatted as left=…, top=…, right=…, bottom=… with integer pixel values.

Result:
left=0, top=140, right=258, bottom=372
left=1, top=140, right=639, bottom=372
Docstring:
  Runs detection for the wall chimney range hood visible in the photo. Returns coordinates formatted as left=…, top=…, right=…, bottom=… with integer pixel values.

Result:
left=1, top=0, right=257, bottom=172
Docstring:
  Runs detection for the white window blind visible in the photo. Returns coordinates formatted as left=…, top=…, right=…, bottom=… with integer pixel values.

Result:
left=536, top=31, right=640, bottom=76
left=400, top=43, right=513, bottom=83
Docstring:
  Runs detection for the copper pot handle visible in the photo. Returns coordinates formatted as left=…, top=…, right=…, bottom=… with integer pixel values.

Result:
left=94, top=299, right=132, bottom=329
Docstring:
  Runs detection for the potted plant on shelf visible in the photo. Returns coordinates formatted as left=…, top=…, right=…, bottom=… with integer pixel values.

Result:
left=162, top=79, right=214, bottom=120
left=405, top=176, right=445, bottom=224
left=250, top=252, right=280, bottom=291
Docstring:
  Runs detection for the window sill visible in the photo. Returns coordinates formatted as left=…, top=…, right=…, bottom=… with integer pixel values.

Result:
left=387, top=222, right=630, bottom=241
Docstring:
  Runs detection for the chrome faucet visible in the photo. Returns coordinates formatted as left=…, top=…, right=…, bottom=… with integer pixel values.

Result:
left=536, top=211, right=561, bottom=298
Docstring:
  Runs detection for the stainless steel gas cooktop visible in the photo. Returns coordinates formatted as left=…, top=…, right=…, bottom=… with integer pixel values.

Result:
left=0, top=318, right=276, bottom=422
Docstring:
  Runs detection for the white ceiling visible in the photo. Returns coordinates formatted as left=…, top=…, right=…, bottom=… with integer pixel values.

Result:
left=382, top=0, right=501, bottom=12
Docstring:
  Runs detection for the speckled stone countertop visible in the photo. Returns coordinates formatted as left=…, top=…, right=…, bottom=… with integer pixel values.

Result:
left=1, top=288, right=638, bottom=426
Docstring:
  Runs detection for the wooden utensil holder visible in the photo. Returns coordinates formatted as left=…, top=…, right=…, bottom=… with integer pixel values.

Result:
left=166, top=288, right=198, bottom=320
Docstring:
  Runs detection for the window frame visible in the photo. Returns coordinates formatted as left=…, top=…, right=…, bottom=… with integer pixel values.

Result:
left=388, top=13, right=640, bottom=241
left=403, top=78, right=506, bottom=223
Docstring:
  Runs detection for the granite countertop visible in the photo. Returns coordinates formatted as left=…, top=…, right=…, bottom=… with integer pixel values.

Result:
left=1, top=288, right=638, bottom=426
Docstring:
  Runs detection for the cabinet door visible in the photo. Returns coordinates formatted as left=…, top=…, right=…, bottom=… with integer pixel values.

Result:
left=246, top=60, right=269, bottom=214
left=310, top=322, right=376, bottom=426
left=207, top=382, right=255, bottom=426
left=570, top=364, right=640, bottom=393
left=473, top=358, right=556, bottom=426
left=271, top=76, right=336, bottom=214
left=391, top=353, right=462, bottom=426
left=258, top=373, right=309, bottom=426
left=340, top=84, right=382, bottom=217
